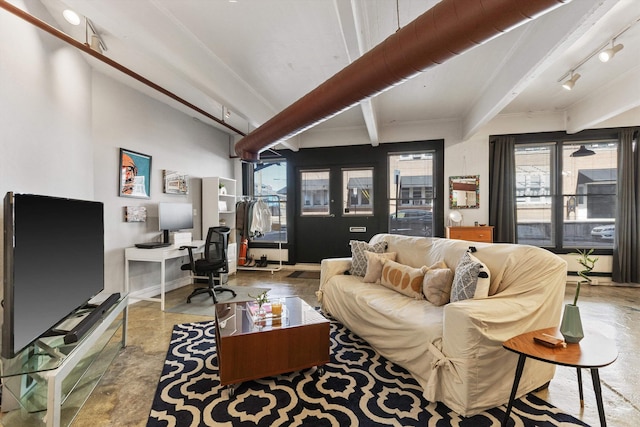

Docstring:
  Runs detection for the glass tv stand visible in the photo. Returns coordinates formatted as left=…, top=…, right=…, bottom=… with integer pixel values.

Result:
left=0, top=294, right=128, bottom=427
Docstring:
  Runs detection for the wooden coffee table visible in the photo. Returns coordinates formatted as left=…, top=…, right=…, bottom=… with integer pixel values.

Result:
left=502, top=327, right=617, bottom=427
left=214, top=296, right=330, bottom=396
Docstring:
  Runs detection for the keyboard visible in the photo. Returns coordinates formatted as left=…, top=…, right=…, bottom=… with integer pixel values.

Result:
left=135, top=242, right=172, bottom=249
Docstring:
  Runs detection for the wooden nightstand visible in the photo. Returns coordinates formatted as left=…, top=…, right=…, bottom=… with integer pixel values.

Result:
left=446, top=226, right=494, bottom=243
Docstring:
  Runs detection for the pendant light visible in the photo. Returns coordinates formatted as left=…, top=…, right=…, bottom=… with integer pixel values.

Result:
left=570, top=145, right=595, bottom=157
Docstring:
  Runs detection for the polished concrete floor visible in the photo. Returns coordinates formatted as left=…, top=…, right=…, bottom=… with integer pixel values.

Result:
left=2, top=269, right=639, bottom=426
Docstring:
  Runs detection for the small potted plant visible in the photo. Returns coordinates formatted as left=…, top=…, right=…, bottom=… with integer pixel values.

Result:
left=219, top=182, right=227, bottom=195
left=560, top=249, right=598, bottom=343
left=249, top=290, right=269, bottom=319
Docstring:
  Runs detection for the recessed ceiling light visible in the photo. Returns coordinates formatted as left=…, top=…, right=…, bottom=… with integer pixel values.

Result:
left=63, top=9, right=81, bottom=26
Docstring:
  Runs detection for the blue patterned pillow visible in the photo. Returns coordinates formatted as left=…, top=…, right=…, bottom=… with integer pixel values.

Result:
left=349, top=240, right=388, bottom=277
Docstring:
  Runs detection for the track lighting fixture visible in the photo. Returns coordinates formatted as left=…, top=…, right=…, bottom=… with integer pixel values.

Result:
left=558, top=16, right=638, bottom=92
left=598, top=41, right=623, bottom=62
left=85, top=18, right=107, bottom=53
left=562, top=72, right=580, bottom=91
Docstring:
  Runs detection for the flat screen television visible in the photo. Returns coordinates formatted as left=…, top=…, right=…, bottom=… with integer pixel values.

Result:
left=158, top=202, right=193, bottom=243
left=2, top=192, right=105, bottom=359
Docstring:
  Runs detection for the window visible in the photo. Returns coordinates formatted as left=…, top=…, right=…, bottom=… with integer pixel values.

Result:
left=342, top=168, right=373, bottom=215
left=515, top=139, right=617, bottom=250
left=515, top=144, right=554, bottom=246
left=253, top=159, right=287, bottom=242
left=388, top=152, right=434, bottom=237
left=300, top=170, right=330, bottom=216
left=561, top=141, right=617, bottom=249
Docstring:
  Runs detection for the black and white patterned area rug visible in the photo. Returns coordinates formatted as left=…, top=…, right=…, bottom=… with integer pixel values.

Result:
left=147, top=320, right=589, bottom=427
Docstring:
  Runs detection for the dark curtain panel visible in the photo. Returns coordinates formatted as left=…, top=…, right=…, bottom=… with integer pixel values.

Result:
left=489, top=135, right=516, bottom=243
left=612, top=128, right=640, bottom=284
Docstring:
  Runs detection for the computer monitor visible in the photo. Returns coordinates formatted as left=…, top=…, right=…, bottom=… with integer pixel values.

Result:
left=158, top=202, right=193, bottom=243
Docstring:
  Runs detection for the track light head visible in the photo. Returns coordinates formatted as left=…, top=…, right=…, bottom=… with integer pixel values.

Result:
left=598, top=43, right=623, bottom=62
left=562, top=72, right=581, bottom=91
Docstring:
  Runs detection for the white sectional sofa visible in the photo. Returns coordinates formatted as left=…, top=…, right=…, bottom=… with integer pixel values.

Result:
left=317, top=233, right=567, bottom=416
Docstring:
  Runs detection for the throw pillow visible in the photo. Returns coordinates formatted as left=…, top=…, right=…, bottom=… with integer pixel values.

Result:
left=363, top=251, right=397, bottom=283
left=349, top=240, right=388, bottom=277
left=450, top=251, right=491, bottom=302
left=422, top=261, right=454, bottom=306
left=380, top=260, right=428, bottom=299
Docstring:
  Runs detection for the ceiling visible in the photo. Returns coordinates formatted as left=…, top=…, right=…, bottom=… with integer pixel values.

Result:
left=13, top=0, right=640, bottom=155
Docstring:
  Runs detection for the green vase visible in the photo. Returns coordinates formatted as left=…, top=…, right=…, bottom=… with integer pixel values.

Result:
left=560, top=304, right=584, bottom=343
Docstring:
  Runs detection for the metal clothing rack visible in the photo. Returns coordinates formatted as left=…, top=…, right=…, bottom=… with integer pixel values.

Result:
left=236, top=194, right=284, bottom=274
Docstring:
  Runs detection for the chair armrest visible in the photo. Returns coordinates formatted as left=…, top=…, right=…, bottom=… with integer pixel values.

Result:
left=179, top=245, right=198, bottom=271
left=442, top=296, right=562, bottom=357
left=319, top=257, right=352, bottom=290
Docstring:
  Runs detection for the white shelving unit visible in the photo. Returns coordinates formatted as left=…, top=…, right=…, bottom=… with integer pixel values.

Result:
left=202, top=177, right=237, bottom=274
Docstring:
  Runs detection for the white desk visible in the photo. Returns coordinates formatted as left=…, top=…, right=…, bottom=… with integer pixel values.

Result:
left=124, top=241, right=205, bottom=310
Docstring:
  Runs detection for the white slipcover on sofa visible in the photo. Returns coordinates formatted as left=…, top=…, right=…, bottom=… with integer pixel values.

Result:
left=317, top=233, right=567, bottom=416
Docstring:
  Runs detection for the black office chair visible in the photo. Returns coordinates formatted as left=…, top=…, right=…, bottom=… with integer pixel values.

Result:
left=181, top=226, right=236, bottom=304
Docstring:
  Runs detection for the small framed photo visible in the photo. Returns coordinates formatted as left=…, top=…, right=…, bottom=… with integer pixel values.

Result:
left=219, top=200, right=228, bottom=212
left=163, top=170, right=189, bottom=195
left=119, top=148, right=152, bottom=198
left=124, top=206, right=147, bottom=222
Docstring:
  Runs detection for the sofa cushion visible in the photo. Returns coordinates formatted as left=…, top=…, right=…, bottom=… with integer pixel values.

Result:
left=423, top=261, right=454, bottom=306
left=450, top=251, right=490, bottom=302
left=363, top=251, right=397, bottom=283
left=381, top=260, right=428, bottom=299
left=349, top=240, right=388, bottom=276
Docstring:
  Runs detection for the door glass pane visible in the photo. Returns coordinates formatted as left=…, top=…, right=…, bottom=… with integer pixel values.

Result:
left=562, top=141, right=617, bottom=249
left=515, top=145, right=554, bottom=246
left=253, top=160, right=287, bottom=242
left=300, top=170, right=330, bottom=216
left=342, top=168, right=373, bottom=215
left=388, top=152, right=434, bottom=237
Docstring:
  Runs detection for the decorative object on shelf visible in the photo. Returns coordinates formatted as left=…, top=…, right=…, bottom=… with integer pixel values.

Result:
left=124, top=206, right=147, bottom=222
left=163, top=170, right=189, bottom=194
left=559, top=248, right=598, bottom=343
left=219, top=200, right=228, bottom=212
left=119, top=148, right=151, bottom=199
left=219, top=183, right=227, bottom=195
left=449, top=175, right=479, bottom=209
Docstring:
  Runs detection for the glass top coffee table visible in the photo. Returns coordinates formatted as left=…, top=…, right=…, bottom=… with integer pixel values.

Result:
left=214, top=296, right=330, bottom=396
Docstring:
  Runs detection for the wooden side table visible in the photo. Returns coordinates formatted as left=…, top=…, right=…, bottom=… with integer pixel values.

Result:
left=502, top=327, right=617, bottom=427
left=446, top=226, right=494, bottom=243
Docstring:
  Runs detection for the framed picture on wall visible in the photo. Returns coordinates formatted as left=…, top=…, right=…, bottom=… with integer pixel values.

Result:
left=119, top=148, right=152, bottom=198
left=124, top=206, right=147, bottom=222
left=163, top=170, right=189, bottom=195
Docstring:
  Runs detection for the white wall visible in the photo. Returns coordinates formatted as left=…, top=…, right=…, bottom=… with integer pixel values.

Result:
left=92, top=72, right=236, bottom=295
left=1, top=0, right=93, bottom=302
left=0, top=2, right=238, bottom=301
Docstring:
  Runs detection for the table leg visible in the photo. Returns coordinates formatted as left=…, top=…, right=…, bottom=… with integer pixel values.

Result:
left=160, top=260, right=166, bottom=311
left=577, top=368, right=584, bottom=407
left=124, top=259, right=130, bottom=295
left=590, top=368, right=607, bottom=427
left=502, top=354, right=527, bottom=427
